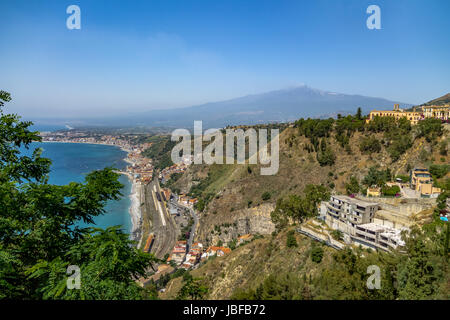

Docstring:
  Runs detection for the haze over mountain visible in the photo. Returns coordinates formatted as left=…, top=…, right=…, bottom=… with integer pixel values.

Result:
left=38, top=86, right=412, bottom=130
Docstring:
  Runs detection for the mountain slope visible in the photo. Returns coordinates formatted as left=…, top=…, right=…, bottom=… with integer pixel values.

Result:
left=421, top=93, right=450, bottom=106
left=133, top=86, right=410, bottom=128
left=63, top=86, right=411, bottom=129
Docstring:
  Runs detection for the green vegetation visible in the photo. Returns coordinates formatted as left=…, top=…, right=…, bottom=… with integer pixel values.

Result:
left=0, top=91, right=157, bottom=299
left=396, top=175, right=410, bottom=183
left=271, top=184, right=330, bottom=229
left=231, top=219, right=449, bottom=300
left=286, top=230, right=298, bottom=248
left=429, top=164, right=449, bottom=179
left=381, top=185, right=400, bottom=197
left=176, top=276, right=208, bottom=300
left=345, top=176, right=360, bottom=195
left=316, top=139, right=336, bottom=166
left=359, top=135, right=381, bottom=154
left=261, top=191, right=271, bottom=201
left=330, top=230, right=343, bottom=241
left=142, top=136, right=176, bottom=170
left=189, top=164, right=234, bottom=212
left=362, top=166, right=392, bottom=187
left=310, top=244, right=324, bottom=263
left=417, top=118, right=444, bottom=142
left=294, top=110, right=444, bottom=165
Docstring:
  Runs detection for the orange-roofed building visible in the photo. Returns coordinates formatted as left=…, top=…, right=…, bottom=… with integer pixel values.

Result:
left=237, top=234, right=253, bottom=245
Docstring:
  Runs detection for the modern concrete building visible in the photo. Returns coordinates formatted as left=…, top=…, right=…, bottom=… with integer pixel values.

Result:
left=354, top=223, right=406, bottom=250
left=324, top=195, right=407, bottom=251
left=325, top=195, right=378, bottom=228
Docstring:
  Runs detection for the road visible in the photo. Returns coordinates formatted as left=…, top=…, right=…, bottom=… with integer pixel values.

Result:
left=172, top=201, right=199, bottom=252
left=143, top=179, right=178, bottom=259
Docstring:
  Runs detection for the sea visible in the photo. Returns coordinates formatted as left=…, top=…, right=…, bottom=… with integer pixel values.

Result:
left=21, top=138, right=133, bottom=234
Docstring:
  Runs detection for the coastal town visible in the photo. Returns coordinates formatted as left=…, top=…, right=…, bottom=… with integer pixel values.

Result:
left=40, top=102, right=450, bottom=294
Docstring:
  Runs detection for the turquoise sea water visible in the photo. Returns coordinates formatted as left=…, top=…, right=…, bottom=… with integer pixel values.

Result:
left=23, top=142, right=133, bottom=233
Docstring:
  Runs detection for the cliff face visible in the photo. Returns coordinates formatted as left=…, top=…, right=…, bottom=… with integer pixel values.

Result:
left=197, top=203, right=276, bottom=246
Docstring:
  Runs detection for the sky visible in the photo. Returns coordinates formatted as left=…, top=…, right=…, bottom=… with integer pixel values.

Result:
left=0, top=0, right=449, bottom=119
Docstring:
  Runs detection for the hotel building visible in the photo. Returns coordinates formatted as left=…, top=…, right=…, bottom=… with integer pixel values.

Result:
left=366, top=104, right=422, bottom=125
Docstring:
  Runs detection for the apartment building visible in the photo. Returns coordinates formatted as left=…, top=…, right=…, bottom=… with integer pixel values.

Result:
left=324, top=195, right=406, bottom=251
left=354, top=223, right=406, bottom=250
left=325, top=195, right=378, bottom=230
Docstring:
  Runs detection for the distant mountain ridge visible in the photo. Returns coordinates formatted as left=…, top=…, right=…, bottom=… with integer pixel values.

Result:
left=38, top=86, right=412, bottom=130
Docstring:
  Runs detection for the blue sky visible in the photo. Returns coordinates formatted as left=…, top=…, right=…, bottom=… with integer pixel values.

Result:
left=0, top=0, right=449, bottom=119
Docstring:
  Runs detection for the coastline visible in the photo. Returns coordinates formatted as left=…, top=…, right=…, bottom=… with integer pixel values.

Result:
left=41, top=140, right=141, bottom=241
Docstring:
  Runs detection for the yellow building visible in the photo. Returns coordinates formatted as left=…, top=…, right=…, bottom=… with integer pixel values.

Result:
left=366, top=187, right=381, bottom=197
left=410, top=168, right=441, bottom=197
left=366, top=104, right=422, bottom=125
left=421, top=105, right=450, bottom=121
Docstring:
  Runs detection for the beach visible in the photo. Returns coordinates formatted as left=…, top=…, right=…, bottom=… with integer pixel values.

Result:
left=128, top=177, right=143, bottom=242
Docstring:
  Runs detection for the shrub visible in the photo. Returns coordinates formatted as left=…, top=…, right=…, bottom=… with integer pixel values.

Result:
left=382, top=185, right=401, bottom=197
left=359, top=136, right=381, bottom=154
left=331, top=230, right=343, bottom=241
left=262, top=191, right=271, bottom=201
left=286, top=230, right=298, bottom=248
left=429, top=164, right=449, bottom=179
left=311, top=245, right=324, bottom=263
left=316, top=143, right=336, bottom=166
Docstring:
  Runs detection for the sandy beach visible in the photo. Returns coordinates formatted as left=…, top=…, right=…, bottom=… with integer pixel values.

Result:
left=128, top=178, right=143, bottom=242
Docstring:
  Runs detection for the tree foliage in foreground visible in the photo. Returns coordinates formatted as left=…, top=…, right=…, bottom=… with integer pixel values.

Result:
left=0, top=91, right=157, bottom=299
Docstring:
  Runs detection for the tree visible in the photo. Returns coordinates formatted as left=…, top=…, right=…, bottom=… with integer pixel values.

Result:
left=381, top=185, right=400, bottom=197
left=0, top=91, right=157, bottom=299
left=356, top=107, right=362, bottom=120
left=316, top=139, right=336, bottom=166
left=362, top=166, right=391, bottom=187
left=345, top=176, right=360, bottom=195
left=177, top=277, right=208, bottom=300
left=271, top=185, right=329, bottom=228
left=310, top=245, right=324, bottom=263
left=261, top=191, right=271, bottom=201
left=416, top=118, right=443, bottom=142
left=429, top=164, right=449, bottom=179
left=397, top=227, right=437, bottom=299
left=359, top=136, right=381, bottom=154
